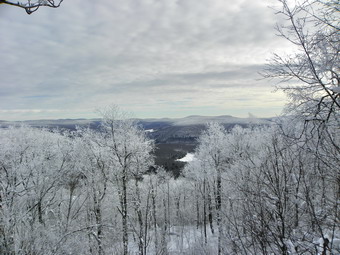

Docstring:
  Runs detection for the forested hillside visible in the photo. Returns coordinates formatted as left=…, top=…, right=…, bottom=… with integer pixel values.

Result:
left=1, top=115, right=272, bottom=178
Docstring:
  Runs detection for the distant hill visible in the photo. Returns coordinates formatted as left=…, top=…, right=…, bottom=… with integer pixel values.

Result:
left=1, top=115, right=274, bottom=144
left=0, top=118, right=102, bottom=131
left=137, top=115, right=273, bottom=144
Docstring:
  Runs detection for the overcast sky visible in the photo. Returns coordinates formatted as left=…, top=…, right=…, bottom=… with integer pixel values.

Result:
left=0, top=0, right=291, bottom=120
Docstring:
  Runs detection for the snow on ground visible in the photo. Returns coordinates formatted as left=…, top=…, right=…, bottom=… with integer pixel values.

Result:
left=177, top=153, right=195, bottom=162
left=145, top=129, right=155, bottom=133
left=167, top=225, right=218, bottom=254
left=127, top=225, right=219, bottom=254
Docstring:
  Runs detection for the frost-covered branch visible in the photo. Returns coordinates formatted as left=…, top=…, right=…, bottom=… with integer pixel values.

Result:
left=0, top=0, right=63, bottom=14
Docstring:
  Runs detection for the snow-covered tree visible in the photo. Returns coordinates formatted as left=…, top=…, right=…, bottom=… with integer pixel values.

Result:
left=0, top=126, right=75, bottom=254
left=264, top=0, right=340, bottom=121
left=263, top=0, right=340, bottom=253
left=97, top=106, right=154, bottom=255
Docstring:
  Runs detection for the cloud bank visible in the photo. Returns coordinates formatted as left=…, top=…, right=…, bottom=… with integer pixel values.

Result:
left=0, top=0, right=289, bottom=120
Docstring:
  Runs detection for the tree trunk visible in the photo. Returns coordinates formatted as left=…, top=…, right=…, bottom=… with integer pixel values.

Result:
left=216, top=168, right=222, bottom=255
left=95, top=204, right=103, bottom=255
left=122, top=171, right=128, bottom=255
left=161, top=198, right=168, bottom=255
left=143, top=189, right=151, bottom=255
left=196, top=183, right=200, bottom=229
left=135, top=179, right=144, bottom=255
left=151, top=186, right=158, bottom=253
left=208, top=187, right=214, bottom=234
left=203, top=179, right=207, bottom=243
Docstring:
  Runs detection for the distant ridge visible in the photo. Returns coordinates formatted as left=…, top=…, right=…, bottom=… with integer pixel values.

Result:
left=0, top=115, right=274, bottom=127
left=0, top=118, right=102, bottom=130
left=137, top=115, right=274, bottom=143
left=166, top=115, right=270, bottom=126
left=0, top=115, right=277, bottom=144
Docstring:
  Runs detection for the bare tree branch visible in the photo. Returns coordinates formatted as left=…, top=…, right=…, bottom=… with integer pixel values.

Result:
left=0, top=0, right=63, bottom=14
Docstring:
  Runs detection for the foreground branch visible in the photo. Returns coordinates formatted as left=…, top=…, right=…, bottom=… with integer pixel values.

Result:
left=0, top=0, right=63, bottom=14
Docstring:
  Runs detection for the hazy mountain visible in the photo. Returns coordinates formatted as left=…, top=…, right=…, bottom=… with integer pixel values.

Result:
left=1, top=115, right=274, bottom=144
left=137, top=115, right=273, bottom=143
left=0, top=118, right=102, bottom=130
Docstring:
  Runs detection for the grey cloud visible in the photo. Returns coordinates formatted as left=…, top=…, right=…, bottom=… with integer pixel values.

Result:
left=166, top=64, right=266, bottom=82
left=0, top=0, right=286, bottom=120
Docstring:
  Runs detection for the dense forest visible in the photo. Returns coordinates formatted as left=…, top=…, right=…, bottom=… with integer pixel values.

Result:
left=0, top=109, right=338, bottom=254
left=0, top=0, right=339, bottom=254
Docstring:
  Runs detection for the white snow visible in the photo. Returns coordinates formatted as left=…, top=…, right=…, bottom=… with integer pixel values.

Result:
left=177, top=153, right=195, bottom=162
